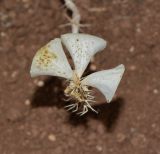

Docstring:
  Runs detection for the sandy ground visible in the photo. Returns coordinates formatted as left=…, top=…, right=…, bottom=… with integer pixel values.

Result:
left=0, top=0, right=160, bottom=154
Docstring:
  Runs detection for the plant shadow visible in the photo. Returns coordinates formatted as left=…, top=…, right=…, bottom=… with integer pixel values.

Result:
left=31, top=77, right=67, bottom=108
left=68, top=97, right=125, bottom=132
left=31, top=76, right=125, bottom=132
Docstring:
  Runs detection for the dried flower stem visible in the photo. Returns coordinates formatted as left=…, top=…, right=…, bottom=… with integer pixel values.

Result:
left=64, top=0, right=81, bottom=33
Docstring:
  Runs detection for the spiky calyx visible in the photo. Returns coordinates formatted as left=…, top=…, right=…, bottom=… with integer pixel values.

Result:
left=64, top=72, right=97, bottom=115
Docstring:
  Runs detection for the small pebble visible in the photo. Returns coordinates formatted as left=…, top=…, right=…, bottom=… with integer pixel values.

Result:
left=0, top=32, right=6, bottom=37
left=129, top=65, right=136, bottom=71
left=90, top=64, right=97, bottom=71
left=153, top=89, right=158, bottom=94
left=24, top=99, right=31, bottom=106
left=34, top=79, right=44, bottom=87
left=37, top=80, right=44, bottom=87
left=116, top=133, right=126, bottom=143
left=26, top=131, right=31, bottom=136
left=11, top=70, right=19, bottom=78
left=136, top=28, right=141, bottom=33
left=48, top=134, right=56, bottom=142
left=129, top=46, right=135, bottom=53
left=151, top=123, right=156, bottom=128
left=96, top=145, right=103, bottom=152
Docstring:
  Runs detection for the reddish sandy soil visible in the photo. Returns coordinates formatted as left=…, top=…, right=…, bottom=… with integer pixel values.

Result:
left=0, top=0, right=160, bottom=154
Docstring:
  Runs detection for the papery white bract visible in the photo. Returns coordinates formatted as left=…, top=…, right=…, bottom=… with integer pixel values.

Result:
left=30, top=33, right=125, bottom=115
left=82, top=64, right=125, bottom=103
left=61, top=33, right=106, bottom=77
left=30, top=38, right=73, bottom=79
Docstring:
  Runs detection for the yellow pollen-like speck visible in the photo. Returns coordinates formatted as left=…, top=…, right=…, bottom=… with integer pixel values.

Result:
left=35, top=46, right=57, bottom=69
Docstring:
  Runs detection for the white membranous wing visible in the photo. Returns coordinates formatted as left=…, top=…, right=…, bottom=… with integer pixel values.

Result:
left=30, top=33, right=125, bottom=115
left=61, top=33, right=107, bottom=77
left=82, top=64, right=125, bottom=103
left=30, top=38, right=73, bottom=79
